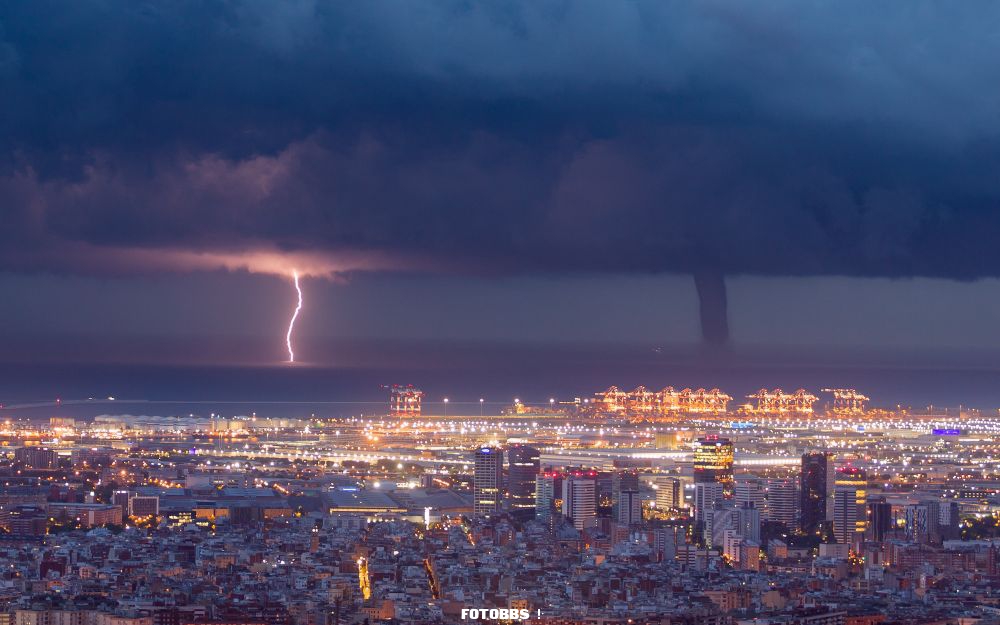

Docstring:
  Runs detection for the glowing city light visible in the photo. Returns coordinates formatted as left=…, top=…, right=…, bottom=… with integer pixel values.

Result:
left=285, top=270, right=303, bottom=362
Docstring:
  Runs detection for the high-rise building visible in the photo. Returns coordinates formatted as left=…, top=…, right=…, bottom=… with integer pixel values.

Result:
left=612, top=470, right=640, bottom=523
left=800, top=452, right=833, bottom=533
left=739, top=502, right=761, bottom=542
left=866, top=496, right=892, bottom=542
left=705, top=501, right=739, bottom=548
left=507, top=445, right=540, bottom=518
left=473, top=447, right=503, bottom=517
left=905, top=500, right=941, bottom=544
left=693, top=437, right=734, bottom=493
left=833, top=467, right=867, bottom=546
left=734, top=477, right=767, bottom=513
left=765, top=478, right=798, bottom=528
left=708, top=501, right=760, bottom=550
left=535, top=473, right=556, bottom=521
left=655, top=476, right=683, bottom=510
left=616, top=489, right=642, bottom=526
left=693, top=481, right=725, bottom=524
left=939, top=501, right=961, bottom=539
left=833, top=489, right=863, bottom=546
left=112, top=491, right=132, bottom=518
left=562, top=473, right=597, bottom=530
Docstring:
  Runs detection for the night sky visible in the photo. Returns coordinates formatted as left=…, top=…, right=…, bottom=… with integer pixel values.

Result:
left=4, top=2, right=1000, bottom=404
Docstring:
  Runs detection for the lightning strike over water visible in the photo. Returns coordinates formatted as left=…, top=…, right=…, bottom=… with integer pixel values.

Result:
left=285, top=270, right=303, bottom=362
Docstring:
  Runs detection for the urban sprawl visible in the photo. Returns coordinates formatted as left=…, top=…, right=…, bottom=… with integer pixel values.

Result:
left=0, top=385, right=997, bottom=625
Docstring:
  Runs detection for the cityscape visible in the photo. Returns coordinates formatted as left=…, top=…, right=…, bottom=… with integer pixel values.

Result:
left=0, top=384, right=994, bottom=624
left=5, top=2, right=1000, bottom=625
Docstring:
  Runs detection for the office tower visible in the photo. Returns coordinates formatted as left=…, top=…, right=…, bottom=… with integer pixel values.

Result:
left=833, top=489, right=864, bottom=546
left=923, top=500, right=941, bottom=543
left=113, top=490, right=132, bottom=518
left=705, top=501, right=738, bottom=548
left=939, top=501, right=960, bottom=539
left=535, top=473, right=556, bottom=521
left=833, top=467, right=867, bottom=545
left=766, top=478, right=798, bottom=528
left=507, top=445, right=540, bottom=518
left=473, top=447, right=503, bottom=517
left=562, top=473, right=597, bottom=530
left=739, top=502, right=761, bottom=542
left=710, top=502, right=760, bottom=544
left=800, top=452, right=833, bottom=533
left=616, top=489, right=642, bottom=526
left=693, top=481, right=725, bottom=523
left=655, top=476, right=683, bottom=510
left=905, top=500, right=941, bottom=544
left=612, top=470, right=640, bottom=522
left=693, top=436, right=735, bottom=493
left=866, top=496, right=892, bottom=542
left=734, top=477, right=767, bottom=513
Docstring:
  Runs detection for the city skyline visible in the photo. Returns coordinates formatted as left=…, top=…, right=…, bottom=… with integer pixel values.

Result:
left=3, top=3, right=1000, bottom=625
left=0, top=369, right=994, bottom=624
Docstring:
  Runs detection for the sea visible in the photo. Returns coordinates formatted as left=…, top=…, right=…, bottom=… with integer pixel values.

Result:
left=1, top=341, right=1000, bottom=421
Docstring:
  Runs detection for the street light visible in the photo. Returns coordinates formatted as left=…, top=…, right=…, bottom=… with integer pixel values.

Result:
left=443, top=397, right=449, bottom=417
left=479, top=398, right=484, bottom=417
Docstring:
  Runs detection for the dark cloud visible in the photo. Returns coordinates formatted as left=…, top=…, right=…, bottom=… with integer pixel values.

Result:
left=2, top=0, right=1000, bottom=289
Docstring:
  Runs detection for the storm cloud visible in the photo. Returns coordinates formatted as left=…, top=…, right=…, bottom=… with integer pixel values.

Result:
left=3, top=1, right=1000, bottom=341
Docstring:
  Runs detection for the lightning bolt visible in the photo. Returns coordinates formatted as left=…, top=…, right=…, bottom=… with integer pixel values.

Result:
left=285, top=270, right=303, bottom=362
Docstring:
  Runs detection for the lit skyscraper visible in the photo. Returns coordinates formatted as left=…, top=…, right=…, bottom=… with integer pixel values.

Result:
left=535, top=473, right=556, bottom=521
left=905, top=500, right=941, bottom=544
left=833, top=466, right=867, bottom=546
left=612, top=470, right=640, bottom=524
left=693, top=481, right=725, bottom=524
left=705, top=501, right=737, bottom=548
left=473, top=447, right=503, bottom=517
left=734, top=477, right=767, bottom=513
left=939, top=501, right=961, bottom=540
left=655, top=476, right=683, bottom=510
left=616, top=490, right=642, bottom=526
left=800, top=451, right=833, bottom=533
left=866, top=496, right=892, bottom=542
left=112, top=490, right=132, bottom=519
left=507, top=445, right=540, bottom=518
left=693, top=436, right=735, bottom=493
left=765, top=478, right=798, bottom=528
left=739, top=501, right=761, bottom=542
left=707, top=501, right=760, bottom=552
left=562, top=472, right=597, bottom=530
